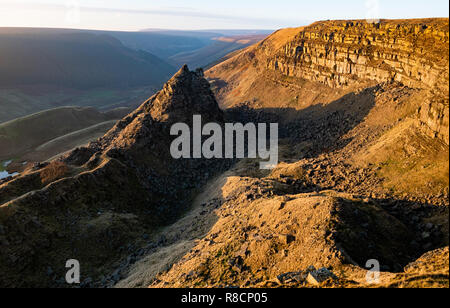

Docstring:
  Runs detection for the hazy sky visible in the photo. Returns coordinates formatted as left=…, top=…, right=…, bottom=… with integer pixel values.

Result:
left=1, top=0, right=449, bottom=31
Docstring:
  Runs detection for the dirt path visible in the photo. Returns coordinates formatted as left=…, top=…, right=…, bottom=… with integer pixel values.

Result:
left=112, top=172, right=232, bottom=288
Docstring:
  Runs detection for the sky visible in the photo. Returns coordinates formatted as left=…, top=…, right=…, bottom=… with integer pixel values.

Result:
left=0, top=0, right=449, bottom=31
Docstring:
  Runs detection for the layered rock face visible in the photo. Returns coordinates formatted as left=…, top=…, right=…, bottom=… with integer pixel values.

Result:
left=266, top=19, right=449, bottom=91
left=207, top=19, right=449, bottom=144
left=264, top=19, right=449, bottom=143
left=417, top=98, right=449, bottom=144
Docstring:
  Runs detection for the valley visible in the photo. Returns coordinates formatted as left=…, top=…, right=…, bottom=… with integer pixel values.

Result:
left=0, top=28, right=269, bottom=124
left=0, top=106, right=133, bottom=178
left=0, top=85, right=154, bottom=124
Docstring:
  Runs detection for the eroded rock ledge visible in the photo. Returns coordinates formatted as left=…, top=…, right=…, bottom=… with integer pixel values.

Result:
left=264, top=19, right=449, bottom=143
left=267, top=19, right=448, bottom=89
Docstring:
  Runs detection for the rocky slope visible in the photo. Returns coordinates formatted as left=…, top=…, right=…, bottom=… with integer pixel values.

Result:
left=0, top=66, right=231, bottom=287
left=207, top=18, right=449, bottom=144
left=141, top=19, right=449, bottom=288
left=149, top=173, right=448, bottom=288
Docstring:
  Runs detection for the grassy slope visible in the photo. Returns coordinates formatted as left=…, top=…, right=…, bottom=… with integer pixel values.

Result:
left=0, top=106, right=127, bottom=161
left=0, top=31, right=175, bottom=89
left=357, top=118, right=449, bottom=195
left=29, top=120, right=118, bottom=162
left=0, top=86, right=153, bottom=123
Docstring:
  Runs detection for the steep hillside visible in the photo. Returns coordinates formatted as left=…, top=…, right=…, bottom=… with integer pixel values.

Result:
left=0, top=66, right=231, bottom=287
left=112, top=19, right=448, bottom=288
left=0, top=106, right=131, bottom=167
left=206, top=18, right=449, bottom=199
left=0, top=30, right=175, bottom=90
left=207, top=18, right=449, bottom=143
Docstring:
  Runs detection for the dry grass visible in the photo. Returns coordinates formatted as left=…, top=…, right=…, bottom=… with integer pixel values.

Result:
left=40, top=161, right=69, bottom=185
left=269, top=162, right=305, bottom=181
left=148, top=175, right=433, bottom=288
left=355, top=118, right=449, bottom=195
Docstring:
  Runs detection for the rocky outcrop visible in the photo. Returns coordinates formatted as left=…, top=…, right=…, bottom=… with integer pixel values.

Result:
left=0, top=65, right=230, bottom=287
left=266, top=19, right=449, bottom=91
left=208, top=19, right=449, bottom=144
left=264, top=19, right=449, bottom=143
left=418, top=99, right=449, bottom=144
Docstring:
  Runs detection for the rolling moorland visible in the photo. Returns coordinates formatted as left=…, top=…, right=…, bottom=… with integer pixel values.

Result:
left=0, top=18, right=449, bottom=288
left=0, top=106, right=131, bottom=171
left=0, top=28, right=269, bottom=123
left=0, top=28, right=175, bottom=123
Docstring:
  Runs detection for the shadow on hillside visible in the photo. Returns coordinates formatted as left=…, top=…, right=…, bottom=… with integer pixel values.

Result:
left=112, top=175, right=231, bottom=288
left=224, top=84, right=378, bottom=159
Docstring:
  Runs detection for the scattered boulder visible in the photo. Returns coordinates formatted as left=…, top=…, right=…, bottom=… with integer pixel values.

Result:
left=276, top=272, right=304, bottom=284
left=306, top=268, right=336, bottom=286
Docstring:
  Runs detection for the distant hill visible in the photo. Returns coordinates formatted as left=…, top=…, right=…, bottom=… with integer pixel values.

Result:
left=0, top=106, right=129, bottom=163
left=195, top=29, right=274, bottom=36
left=169, top=34, right=268, bottom=69
left=137, top=30, right=271, bottom=68
left=97, top=30, right=217, bottom=60
left=107, top=30, right=270, bottom=68
left=0, top=28, right=269, bottom=123
left=140, top=29, right=273, bottom=36
left=0, top=29, right=176, bottom=90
